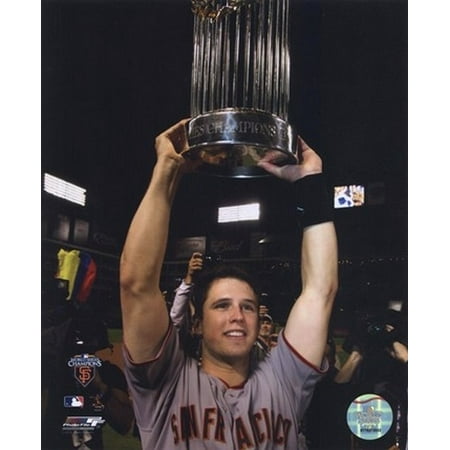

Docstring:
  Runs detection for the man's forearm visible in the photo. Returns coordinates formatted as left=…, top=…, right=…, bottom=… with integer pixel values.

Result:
left=284, top=220, right=338, bottom=367
left=334, top=350, right=362, bottom=384
left=120, top=160, right=182, bottom=290
left=301, top=221, right=338, bottom=303
left=170, top=280, right=193, bottom=328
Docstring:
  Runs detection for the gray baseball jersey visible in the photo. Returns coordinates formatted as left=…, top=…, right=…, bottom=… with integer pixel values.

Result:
left=123, top=325, right=327, bottom=449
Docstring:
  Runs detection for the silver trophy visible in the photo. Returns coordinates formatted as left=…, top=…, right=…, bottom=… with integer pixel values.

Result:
left=184, top=0, right=298, bottom=177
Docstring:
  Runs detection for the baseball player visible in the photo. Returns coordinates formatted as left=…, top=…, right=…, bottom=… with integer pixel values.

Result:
left=120, top=119, right=338, bottom=449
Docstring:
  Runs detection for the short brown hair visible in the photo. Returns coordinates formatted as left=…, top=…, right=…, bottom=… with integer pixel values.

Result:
left=193, top=264, right=261, bottom=319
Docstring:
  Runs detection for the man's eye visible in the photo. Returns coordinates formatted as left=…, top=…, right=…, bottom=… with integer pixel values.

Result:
left=214, top=302, right=228, bottom=309
left=243, top=304, right=256, bottom=312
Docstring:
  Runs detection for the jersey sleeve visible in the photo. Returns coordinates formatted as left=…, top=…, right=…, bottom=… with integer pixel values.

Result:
left=268, top=329, right=329, bottom=419
left=122, top=324, right=184, bottom=389
left=122, top=325, right=187, bottom=432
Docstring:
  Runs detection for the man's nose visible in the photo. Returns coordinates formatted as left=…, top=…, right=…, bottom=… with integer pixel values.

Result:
left=229, top=305, right=245, bottom=322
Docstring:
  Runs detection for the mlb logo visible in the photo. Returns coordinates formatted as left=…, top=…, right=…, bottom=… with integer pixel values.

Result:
left=64, top=396, right=85, bottom=408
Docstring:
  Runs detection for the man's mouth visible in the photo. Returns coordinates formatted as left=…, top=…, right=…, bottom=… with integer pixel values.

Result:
left=224, top=330, right=246, bottom=337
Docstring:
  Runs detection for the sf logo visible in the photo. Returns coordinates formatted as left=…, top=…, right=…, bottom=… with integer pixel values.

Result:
left=75, top=366, right=95, bottom=387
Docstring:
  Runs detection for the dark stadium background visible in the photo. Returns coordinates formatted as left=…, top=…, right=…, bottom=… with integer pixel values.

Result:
left=42, top=0, right=407, bottom=346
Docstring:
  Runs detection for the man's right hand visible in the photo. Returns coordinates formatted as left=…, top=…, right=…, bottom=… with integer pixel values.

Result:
left=154, top=118, right=201, bottom=174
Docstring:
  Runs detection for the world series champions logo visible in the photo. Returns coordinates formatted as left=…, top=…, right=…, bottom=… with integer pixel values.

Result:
left=68, top=354, right=102, bottom=388
left=75, top=366, right=94, bottom=387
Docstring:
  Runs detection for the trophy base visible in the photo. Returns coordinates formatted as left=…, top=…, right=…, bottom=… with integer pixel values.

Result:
left=184, top=109, right=298, bottom=178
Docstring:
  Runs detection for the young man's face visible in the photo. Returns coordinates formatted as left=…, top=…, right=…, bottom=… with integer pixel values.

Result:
left=199, top=278, right=259, bottom=364
left=259, top=319, right=273, bottom=339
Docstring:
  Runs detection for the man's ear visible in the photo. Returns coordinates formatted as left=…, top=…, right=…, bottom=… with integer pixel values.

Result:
left=192, top=317, right=202, bottom=336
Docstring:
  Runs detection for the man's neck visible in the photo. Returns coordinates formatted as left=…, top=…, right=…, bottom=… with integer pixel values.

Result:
left=201, top=356, right=249, bottom=388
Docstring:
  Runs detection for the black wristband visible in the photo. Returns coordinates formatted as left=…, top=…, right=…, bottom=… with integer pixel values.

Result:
left=294, top=173, right=334, bottom=227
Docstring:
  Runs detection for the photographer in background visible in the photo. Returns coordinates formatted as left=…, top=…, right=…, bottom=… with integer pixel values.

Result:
left=169, top=252, right=204, bottom=329
left=342, top=307, right=407, bottom=386
left=169, top=252, right=205, bottom=358
left=169, top=252, right=223, bottom=330
left=341, top=306, right=408, bottom=449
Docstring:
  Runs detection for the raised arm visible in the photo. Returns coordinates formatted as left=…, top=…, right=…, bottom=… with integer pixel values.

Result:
left=170, top=252, right=203, bottom=328
left=258, top=137, right=338, bottom=368
left=334, top=349, right=363, bottom=384
left=119, top=119, right=192, bottom=363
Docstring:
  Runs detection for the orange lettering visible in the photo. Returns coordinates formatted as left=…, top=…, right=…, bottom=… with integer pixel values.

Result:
left=171, top=414, right=180, bottom=444
left=235, top=417, right=254, bottom=449
left=202, top=408, right=216, bottom=440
